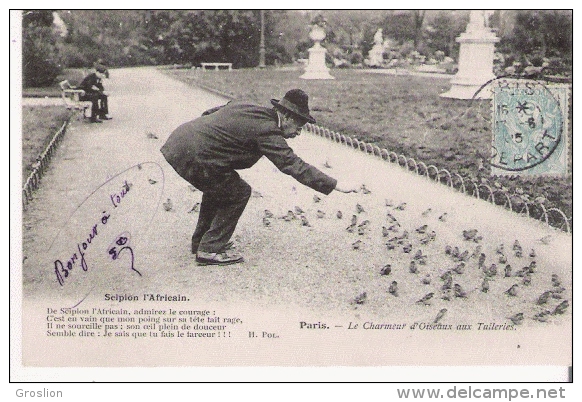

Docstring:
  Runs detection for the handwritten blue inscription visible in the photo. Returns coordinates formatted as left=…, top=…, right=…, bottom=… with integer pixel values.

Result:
left=53, top=180, right=131, bottom=286
left=108, top=232, right=141, bottom=277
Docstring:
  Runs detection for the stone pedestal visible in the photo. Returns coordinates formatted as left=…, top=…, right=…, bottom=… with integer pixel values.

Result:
left=300, top=25, right=334, bottom=80
left=368, top=44, right=384, bottom=67
left=441, top=11, right=499, bottom=99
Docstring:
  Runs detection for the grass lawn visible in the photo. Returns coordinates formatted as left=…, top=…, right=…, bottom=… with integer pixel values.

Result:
left=22, top=68, right=88, bottom=98
left=162, top=68, right=573, bottom=228
left=22, top=106, right=73, bottom=185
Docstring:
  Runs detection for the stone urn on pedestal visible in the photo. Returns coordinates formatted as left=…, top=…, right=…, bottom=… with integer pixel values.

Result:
left=300, top=24, right=334, bottom=80
left=441, top=10, right=499, bottom=99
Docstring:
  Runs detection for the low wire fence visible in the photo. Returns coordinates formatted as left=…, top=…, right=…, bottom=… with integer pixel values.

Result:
left=304, top=123, right=571, bottom=234
left=22, top=119, right=70, bottom=208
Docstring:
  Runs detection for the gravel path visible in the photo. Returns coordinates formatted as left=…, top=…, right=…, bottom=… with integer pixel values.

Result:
left=22, top=66, right=571, bottom=334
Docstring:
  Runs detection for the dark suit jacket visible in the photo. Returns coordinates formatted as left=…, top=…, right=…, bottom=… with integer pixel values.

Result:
left=161, top=102, right=337, bottom=195
left=79, top=73, right=104, bottom=94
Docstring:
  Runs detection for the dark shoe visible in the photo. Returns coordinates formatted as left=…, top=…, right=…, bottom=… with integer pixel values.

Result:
left=99, top=115, right=112, bottom=120
left=196, top=250, right=244, bottom=266
left=90, top=118, right=103, bottom=123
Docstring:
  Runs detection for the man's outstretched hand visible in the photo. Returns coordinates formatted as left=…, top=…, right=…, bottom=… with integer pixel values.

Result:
left=334, top=180, right=362, bottom=194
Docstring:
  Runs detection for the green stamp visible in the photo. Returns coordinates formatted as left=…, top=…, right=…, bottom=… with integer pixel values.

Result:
left=491, top=80, right=569, bottom=176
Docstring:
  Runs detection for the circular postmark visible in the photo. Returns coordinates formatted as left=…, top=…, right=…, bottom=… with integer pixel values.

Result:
left=490, top=79, right=564, bottom=172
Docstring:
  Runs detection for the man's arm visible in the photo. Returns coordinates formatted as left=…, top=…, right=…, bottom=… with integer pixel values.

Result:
left=257, top=134, right=337, bottom=194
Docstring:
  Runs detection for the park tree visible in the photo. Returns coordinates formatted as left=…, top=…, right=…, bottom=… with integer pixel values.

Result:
left=22, top=10, right=63, bottom=87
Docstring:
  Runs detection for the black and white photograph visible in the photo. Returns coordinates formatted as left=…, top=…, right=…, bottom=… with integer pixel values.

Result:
left=11, top=8, right=573, bottom=385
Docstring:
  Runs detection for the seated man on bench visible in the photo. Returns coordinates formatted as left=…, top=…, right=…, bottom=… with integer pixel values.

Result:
left=78, top=67, right=112, bottom=123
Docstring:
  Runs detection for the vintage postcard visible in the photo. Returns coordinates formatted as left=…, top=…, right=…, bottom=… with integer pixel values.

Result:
left=12, top=9, right=572, bottom=382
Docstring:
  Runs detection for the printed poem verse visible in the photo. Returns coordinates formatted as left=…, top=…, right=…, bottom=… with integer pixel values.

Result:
left=46, top=307, right=244, bottom=339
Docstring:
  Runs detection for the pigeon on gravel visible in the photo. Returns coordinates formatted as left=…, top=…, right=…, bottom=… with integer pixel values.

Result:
left=442, top=275, right=453, bottom=291
left=352, top=292, right=367, bottom=305
left=515, top=249, right=523, bottom=258
left=509, top=312, right=524, bottom=325
left=380, top=264, right=392, bottom=276
left=538, top=235, right=553, bottom=245
left=445, top=245, right=452, bottom=255
left=485, top=263, right=498, bottom=277
left=361, top=184, right=372, bottom=194
left=386, top=212, right=398, bottom=223
left=294, top=206, right=304, bottom=214
left=188, top=184, right=197, bottom=192
left=453, top=284, right=467, bottom=298
left=498, top=253, right=508, bottom=264
left=313, top=194, right=321, bottom=203
left=388, top=281, right=398, bottom=296
left=462, top=229, right=478, bottom=241
left=252, top=190, right=263, bottom=198
left=163, top=198, right=173, bottom=212
left=528, top=261, right=537, bottom=273
left=552, top=300, right=569, bottom=315
left=505, top=284, right=519, bottom=297
left=281, top=210, right=296, bottom=221
left=478, top=253, right=487, bottom=268
left=316, top=210, right=326, bottom=219
left=148, top=178, right=158, bottom=185
left=264, top=209, right=274, bottom=218
left=551, top=274, right=562, bottom=288
left=496, top=244, right=505, bottom=255
left=416, top=292, right=434, bottom=305
left=382, top=226, right=390, bottom=237
left=481, top=278, right=490, bottom=293
left=352, top=240, right=362, bottom=250
left=403, top=243, right=413, bottom=254
left=434, top=308, right=447, bottom=323
left=504, top=264, right=512, bottom=277
left=146, top=132, right=159, bottom=139
left=300, top=215, right=311, bottom=227
left=537, top=291, right=552, bottom=305
left=453, top=262, right=465, bottom=275
left=533, top=310, right=551, bottom=322
left=336, top=211, right=343, bottom=219
left=262, top=217, right=271, bottom=227
left=421, top=208, right=432, bottom=217
left=395, top=202, right=407, bottom=211
left=438, top=213, right=448, bottom=222
left=416, top=225, right=428, bottom=234
left=409, top=260, right=418, bottom=274
left=421, top=274, right=432, bottom=285
left=188, top=202, right=200, bottom=213
left=385, top=199, right=394, bottom=207
left=471, top=245, right=483, bottom=258
left=356, top=203, right=365, bottom=213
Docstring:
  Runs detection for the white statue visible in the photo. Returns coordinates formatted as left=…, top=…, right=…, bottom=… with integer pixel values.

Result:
left=374, top=29, right=383, bottom=45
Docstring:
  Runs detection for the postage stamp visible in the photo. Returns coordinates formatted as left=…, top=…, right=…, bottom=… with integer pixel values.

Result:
left=491, top=79, right=570, bottom=177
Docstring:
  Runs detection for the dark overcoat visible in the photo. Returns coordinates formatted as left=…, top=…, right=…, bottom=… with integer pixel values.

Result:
left=161, top=102, right=337, bottom=194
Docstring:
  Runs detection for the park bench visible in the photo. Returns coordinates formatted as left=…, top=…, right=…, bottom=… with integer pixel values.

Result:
left=200, top=62, right=233, bottom=71
left=59, top=80, right=92, bottom=119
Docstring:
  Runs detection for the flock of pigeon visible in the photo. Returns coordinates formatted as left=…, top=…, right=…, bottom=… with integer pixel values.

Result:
left=154, top=167, right=570, bottom=327
left=259, top=185, right=569, bottom=327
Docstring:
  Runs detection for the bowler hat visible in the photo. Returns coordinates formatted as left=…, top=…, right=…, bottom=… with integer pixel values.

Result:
left=271, top=89, right=316, bottom=124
